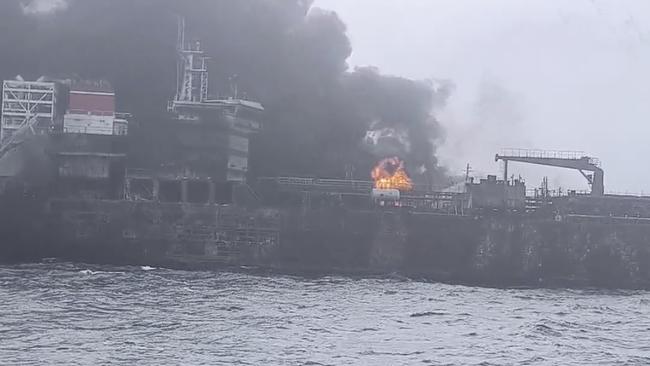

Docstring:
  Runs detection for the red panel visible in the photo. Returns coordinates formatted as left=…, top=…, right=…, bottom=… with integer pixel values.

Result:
left=68, top=92, right=115, bottom=114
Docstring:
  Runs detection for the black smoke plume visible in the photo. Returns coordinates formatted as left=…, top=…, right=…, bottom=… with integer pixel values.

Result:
left=0, top=0, right=449, bottom=185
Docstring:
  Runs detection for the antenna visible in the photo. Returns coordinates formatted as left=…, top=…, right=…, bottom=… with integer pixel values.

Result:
left=174, top=16, right=185, bottom=103
left=465, top=163, right=472, bottom=183
left=229, top=74, right=239, bottom=99
left=170, top=16, right=211, bottom=106
left=177, top=16, right=185, bottom=52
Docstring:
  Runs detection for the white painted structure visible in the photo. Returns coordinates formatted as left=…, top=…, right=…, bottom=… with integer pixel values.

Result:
left=63, top=113, right=114, bottom=135
left=1, top=80, right=56, bottom=142
left=62, top=113, right=128, bottom=136
left=113, top=115, right=129, bottom=135
left=63, top=89, right=129, bottom=136
left=372, top=188, right=401, bottom=201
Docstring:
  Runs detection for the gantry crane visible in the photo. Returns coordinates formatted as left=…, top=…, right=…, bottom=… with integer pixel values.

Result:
left=495, top=149, right=604, bottom=196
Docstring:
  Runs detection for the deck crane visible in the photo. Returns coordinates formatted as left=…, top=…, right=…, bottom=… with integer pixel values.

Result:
left=495, top=149, right=604, bottom=196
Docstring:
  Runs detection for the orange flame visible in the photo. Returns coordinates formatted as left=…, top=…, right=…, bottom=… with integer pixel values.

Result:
left=371, top=157, right=413, bottom=191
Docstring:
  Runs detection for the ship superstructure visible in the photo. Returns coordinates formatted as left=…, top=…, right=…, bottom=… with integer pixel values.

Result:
left=62, top=80, right=128, bottom=136
left=121, top=18, right=265, bottom=207
left=0, top=77, right=130, bottom=193
left=167, top=17, right=263, bottom=184
left=1, top=19, right=650, bottom=289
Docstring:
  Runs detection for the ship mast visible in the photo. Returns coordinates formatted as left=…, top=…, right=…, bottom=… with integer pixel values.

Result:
left=173, top=16, right=209, bottom=105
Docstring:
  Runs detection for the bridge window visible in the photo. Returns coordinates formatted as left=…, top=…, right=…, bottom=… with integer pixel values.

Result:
left=160, top=180, right=182, bottom=203
left=188, top=181, right=210, bottom=204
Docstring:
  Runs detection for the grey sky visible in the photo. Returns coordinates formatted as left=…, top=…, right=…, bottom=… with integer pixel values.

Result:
left=315, top=0, right=650, bottom=194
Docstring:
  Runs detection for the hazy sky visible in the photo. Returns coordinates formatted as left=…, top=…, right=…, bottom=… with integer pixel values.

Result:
left=315, top=0, right=650, bottom=194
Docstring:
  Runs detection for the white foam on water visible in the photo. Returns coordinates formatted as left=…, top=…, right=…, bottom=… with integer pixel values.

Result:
left=78, top=269, right=125, bottom=275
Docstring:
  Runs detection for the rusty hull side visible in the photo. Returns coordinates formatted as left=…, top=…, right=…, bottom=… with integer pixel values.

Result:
left=46, top=199, right=281, bottom=268
left=39, top=201, right=650, bottom=288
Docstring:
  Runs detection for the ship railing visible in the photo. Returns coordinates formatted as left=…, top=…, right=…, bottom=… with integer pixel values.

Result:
left=500, top=148, right=594, bottom=161
left=126, top=168, right=154, bottom=178
left=65, top=110, right=131, bottom=121
left=261, top=177, right=471, bottom=202
left=62, top=126, right=115, bottom=135
left=564, top=214, right=650, bottom=225
left=604, top=191, right=650, bottom=198
left=315, top=178, right=372, bottom=191
left=114, top=112, right=132, bottom=120
left=526, top=188, right=591, bottom=199
left=530, top=189, right=650, bottom=198
left=402, top=191, right=464, bottom=200
left=262, top=177, right=373, bottom=192
left=67, top=109, right=114, bottom=117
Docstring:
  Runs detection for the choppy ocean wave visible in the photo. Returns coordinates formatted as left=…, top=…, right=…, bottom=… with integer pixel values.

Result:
left=0, top=262, right=648, bottom=365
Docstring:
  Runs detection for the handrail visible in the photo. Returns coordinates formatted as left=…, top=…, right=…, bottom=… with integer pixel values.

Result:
left=500, top=148, right=590, bottom=161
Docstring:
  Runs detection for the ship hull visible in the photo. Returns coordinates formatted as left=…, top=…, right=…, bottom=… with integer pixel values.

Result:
left=3, top=199, right=645, bottom=289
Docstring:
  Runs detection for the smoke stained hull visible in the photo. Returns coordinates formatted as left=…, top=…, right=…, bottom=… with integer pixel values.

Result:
left=15, top=200, right=646, bottom=289
left=278, top=209, right=650, bottom=288
left=0, top=134, right=59, bottom=263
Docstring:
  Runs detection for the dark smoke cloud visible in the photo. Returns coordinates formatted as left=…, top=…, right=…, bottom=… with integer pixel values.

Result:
left=0, top=0, right=449, bottom=184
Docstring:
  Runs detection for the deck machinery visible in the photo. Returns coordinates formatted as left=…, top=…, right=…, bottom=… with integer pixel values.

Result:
left=496, top=149, right=604, bottom=196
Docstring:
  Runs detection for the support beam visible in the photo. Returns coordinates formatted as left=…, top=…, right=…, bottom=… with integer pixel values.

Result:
left=152, top=179, right=160, bottom=201
left=208, top=181, right=216, bottom=204
left=181, top=180, right=189, bottom=203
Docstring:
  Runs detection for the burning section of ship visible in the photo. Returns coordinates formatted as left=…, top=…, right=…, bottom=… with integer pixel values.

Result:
left=371, top=157, right=413, bottom=192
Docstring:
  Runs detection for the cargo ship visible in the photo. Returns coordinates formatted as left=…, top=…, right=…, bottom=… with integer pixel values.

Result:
left=1, top=21, right=649, bottom=289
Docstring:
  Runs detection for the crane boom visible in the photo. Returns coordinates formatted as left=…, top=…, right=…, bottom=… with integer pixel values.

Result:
left=495, top=150, right=604, bottom=196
